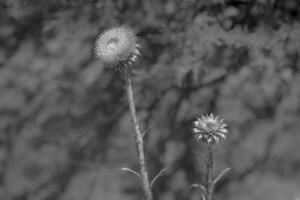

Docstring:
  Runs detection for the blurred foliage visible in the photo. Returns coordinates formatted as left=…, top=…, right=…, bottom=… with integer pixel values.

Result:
left=0, top=0, right=300, bottom=200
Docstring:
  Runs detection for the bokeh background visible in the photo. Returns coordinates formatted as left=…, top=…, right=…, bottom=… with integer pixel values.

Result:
left=0, top=0, right=300, bottom=200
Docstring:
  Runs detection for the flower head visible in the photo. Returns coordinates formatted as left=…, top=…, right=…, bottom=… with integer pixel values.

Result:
left=192, top=114, right=228, bottom=144
left=95, top=26, right=140, bottom=69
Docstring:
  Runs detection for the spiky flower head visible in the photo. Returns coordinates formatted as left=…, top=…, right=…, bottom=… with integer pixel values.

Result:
left=95, top=26, right=140, bottom=69
left=192, top=114, right=228, bottom=144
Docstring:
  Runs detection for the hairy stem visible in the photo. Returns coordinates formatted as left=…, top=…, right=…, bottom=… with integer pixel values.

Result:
left=124, top=66, right=153, bottom=200
left=206, top=144, right=214, bottom=200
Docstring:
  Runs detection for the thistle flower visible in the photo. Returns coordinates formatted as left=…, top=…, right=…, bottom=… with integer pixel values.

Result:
left=95, top=26, right=140, bottom=69
left=192, top=114, right=228, bottom=144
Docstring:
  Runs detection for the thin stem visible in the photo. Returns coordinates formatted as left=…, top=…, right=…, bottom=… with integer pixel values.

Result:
left=206, top=144, right=214, bottom=200
left=124, top=66, right=153, bottom=200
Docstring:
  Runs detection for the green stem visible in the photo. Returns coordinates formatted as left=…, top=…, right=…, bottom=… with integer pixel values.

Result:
left=124, top=66, right=153, bottom=200
left=206, top=144, right=214, bottom=200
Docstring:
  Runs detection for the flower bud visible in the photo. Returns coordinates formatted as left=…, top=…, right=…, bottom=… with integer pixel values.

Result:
left=192, top=114, right=228, bottom=144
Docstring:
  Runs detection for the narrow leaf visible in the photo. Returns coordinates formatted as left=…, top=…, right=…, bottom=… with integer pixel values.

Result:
left=150, top=168, right=166, bottom=188
left=213, top=168, right=231, bottom=185
left=191, top=183, right=208, bottom=197
left=121, top=167, right=141, bottom=179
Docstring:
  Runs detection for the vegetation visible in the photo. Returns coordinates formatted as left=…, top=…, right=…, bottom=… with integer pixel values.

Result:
left=0, top=0, right=300, bottom=200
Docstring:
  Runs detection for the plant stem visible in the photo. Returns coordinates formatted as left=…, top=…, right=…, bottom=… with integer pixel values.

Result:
left=124, top=66, right=153, bottom=200
left=206, top=144, right=214, bottom=200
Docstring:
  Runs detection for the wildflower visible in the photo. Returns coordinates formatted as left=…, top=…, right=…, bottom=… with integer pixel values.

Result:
left=192, top=114, right=228, bottom=144
left=95, top=26, right=140, bottom=69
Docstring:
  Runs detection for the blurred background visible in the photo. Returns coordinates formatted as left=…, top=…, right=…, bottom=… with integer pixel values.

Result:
left=0, top=0, right=300, bottom=200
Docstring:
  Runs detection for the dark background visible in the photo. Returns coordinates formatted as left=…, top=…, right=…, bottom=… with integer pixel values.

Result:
left=0, top=0, right=300, bottom=200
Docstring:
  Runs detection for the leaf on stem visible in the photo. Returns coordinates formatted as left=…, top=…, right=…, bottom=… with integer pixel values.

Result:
left=121, top=167, right=142, bottom=180
left=142, top=125, right=153, bottom=138
left=150, top=168, right=166, bottom=189
left=191, top=183, right=208, bottom=197
left=213, top=168, right=231, bottom=185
